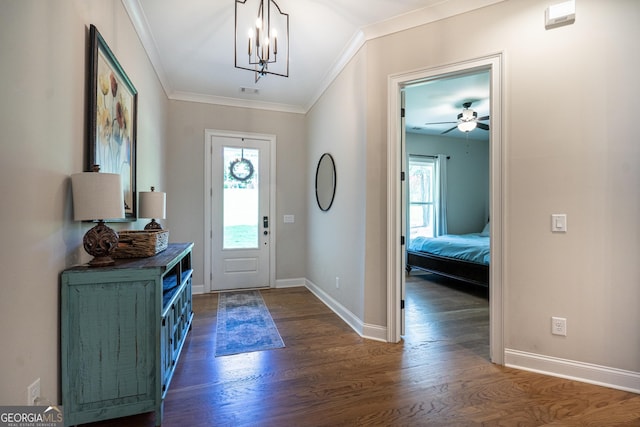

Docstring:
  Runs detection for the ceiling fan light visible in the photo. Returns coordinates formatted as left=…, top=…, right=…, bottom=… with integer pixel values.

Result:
left=461, top=109, right=477, bottom=120
left=458, top=121, right=477, bottom=132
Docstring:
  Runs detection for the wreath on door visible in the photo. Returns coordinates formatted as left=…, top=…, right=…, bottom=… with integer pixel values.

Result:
left=229, top=152, right=254, bottom=182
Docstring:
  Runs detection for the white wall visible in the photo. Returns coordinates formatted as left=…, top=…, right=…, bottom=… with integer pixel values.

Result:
left=406, top=133, right=490, bottom=234
left=0, top=0, right=169, bottom=404
left=166, top=101, right=307, bottom=287
left=306, top=47, right=368, bottom=322
left=501, top=0, right=639, bottom=373
left=309, top=0, right=640, bottom=377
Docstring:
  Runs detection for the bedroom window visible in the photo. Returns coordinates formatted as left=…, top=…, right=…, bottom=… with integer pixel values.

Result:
left=408, top=156, right=437, bottom=240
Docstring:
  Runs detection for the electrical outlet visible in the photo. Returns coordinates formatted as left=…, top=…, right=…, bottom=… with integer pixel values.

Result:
left=551, top=317, right=567, bottom=336
left=27, top=378, right=40, bottom=405
left=335, top=277, right=340, bottom=289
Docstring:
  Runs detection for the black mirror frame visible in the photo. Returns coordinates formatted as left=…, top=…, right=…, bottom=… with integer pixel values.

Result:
left=315, top=153, right=336, bottom=211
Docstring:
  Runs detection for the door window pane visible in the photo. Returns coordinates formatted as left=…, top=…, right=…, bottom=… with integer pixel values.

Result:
left=223, top=147, right=259, bottom=249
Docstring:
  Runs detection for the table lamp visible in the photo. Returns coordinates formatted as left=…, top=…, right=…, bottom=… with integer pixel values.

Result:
left=71, top=165, right=125, bottom=267
left=139, top=186, right=166, bottom=230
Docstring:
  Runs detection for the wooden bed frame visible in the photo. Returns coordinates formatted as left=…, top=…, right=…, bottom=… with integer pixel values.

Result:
left=406, top=250, right=489, bottom=287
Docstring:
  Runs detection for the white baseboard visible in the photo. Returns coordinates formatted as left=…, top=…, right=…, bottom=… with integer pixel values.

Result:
left=303, top=279, right=388, bottom=342
left=192, top=283, right=205, bottom=295
left=362, top=323, right=388, bottom=342
left=505, top=348, right=640, bottom=394
left=304, top=279, right=366, bottom=337
left=275, top=278, right=306, bottom=288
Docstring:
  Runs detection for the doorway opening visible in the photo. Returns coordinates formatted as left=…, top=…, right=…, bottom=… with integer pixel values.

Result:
left=387, top=54, right=504, bottom=364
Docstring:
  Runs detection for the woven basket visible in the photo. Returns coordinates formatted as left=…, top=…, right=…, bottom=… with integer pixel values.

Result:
left=113, top=230, right=169, bottom=258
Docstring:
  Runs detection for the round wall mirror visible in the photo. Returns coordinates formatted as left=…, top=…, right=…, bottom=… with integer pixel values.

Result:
left=315, top=153, right=336, bottom=211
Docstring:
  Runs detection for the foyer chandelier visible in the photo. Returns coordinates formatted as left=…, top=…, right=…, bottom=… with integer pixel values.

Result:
left=235, top=0, right=289, bottom=83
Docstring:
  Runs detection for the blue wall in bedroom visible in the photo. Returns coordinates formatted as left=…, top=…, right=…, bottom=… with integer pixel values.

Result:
left=406, top=132, right=489, bottom=234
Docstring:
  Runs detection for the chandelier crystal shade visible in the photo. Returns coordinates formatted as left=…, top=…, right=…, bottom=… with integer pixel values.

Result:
left=235, top=0, right=289, bottom=82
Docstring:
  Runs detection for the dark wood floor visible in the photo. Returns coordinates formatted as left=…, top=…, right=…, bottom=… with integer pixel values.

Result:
left=82, top=273, right=640, bottom=426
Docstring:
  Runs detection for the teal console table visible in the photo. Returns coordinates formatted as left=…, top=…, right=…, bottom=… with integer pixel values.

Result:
left=61, top=242, right=194, bottom=426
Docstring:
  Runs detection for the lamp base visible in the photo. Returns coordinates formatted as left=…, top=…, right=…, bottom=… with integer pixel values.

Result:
left=83, top=220, right=119, bottom=267
left=88, top=255, right=117, bottom=267
left=144, top=219, right=163, bottom=230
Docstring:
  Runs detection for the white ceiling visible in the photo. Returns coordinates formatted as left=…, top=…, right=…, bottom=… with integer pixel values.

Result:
left=123, top=0, right=503, bottom=117
left=404, top=70, right=490, bottom=141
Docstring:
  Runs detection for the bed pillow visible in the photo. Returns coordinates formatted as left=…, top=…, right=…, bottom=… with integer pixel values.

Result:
left=480, top=222, right=490, bottom=236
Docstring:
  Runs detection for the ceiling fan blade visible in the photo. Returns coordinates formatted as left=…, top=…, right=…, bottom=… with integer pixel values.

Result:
left=477, top=122, right=490, bottom=131
left=424, top=121, right=457, bottom=125
left=478, top=115, right=490, bottom=121
left=441, top=126, right=458, bottom=134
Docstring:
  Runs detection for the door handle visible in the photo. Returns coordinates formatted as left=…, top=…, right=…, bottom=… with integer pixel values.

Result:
left=263, top=216, right=269, bottom=228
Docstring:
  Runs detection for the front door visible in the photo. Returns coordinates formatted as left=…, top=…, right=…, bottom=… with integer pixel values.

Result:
left=210, top=135, right=270, bottom=290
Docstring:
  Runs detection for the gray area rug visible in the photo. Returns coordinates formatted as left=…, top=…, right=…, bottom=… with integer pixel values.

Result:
left=215, top=290, right=285, bottom=357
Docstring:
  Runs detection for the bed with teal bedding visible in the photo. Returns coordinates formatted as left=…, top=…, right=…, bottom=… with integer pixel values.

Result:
left=407, top=233, right=490, bottom=287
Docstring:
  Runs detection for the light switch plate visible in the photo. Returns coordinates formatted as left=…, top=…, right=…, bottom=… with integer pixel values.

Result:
left=551, top=214, right=567, bottom=232
left=283, top=214, right=295, bottom=224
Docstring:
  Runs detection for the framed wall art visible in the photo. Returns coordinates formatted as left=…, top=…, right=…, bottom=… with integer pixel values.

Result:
left=88, top=24, right=137, bottom=220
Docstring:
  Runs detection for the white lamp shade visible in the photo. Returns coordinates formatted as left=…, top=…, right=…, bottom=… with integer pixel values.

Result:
left=139, top=190, right=166, bottom=219
left=71, top=172, right=125, bottom=221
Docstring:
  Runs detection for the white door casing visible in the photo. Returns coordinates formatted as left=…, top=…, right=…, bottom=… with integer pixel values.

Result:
left=387, top=53, right=505, bottom=365
left=400, top=89, right=407, bottom=337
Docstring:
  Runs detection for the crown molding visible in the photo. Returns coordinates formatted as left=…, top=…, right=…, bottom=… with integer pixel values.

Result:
left=170, top=91, right=306, bottom=114
left=307, top=0, right=507, bottom=113
left=304, top=30, right=366, bottom=113
left=121, top=0, right=173, bottom=97
left=363, top=0, right=507, bottom=40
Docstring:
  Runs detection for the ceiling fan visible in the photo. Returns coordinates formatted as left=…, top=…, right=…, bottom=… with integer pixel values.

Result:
left=425, top=101, right=490, bottom=134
